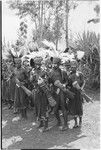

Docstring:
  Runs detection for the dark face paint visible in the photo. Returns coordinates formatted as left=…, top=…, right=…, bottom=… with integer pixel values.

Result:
left=23, top=60, right=29, bottom=67
left=16, top=62, right=21, bottom=69
left=52, top=64, right=58, bottom=69
left=66, top=66, right=70, bottom=71
left=71, top=66, right=77, bottom=73
left=15, top=59, right=22, bottom=69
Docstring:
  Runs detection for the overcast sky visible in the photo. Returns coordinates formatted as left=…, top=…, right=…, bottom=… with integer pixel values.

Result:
left=2, top=0, right=100, bottom=45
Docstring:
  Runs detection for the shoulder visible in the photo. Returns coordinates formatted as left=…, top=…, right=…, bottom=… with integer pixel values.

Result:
left=69, top=72, right=76, bottom=81
left=22, top=68, right=27, bottom=73
left=41, top=69, right=46, bottom=75
left=19, top=67, right=25, bottom=72
left=61, top=70, right=67, bottom=75
left=60, top=69, right=67, bottom=78
left=20, top=68, right=28, bottom=77
left=77, top=71, right=83, bottom=77
left=38, top=69, right=46, bottom=78
left=50, top=69, right=54, bottom=75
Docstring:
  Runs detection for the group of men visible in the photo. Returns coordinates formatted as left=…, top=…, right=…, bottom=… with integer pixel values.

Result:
left=2, top=54, right=88, bottom=132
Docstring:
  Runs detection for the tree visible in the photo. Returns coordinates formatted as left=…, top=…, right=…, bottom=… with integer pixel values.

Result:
left=31, top=0, right=63, bottom=49
left=7, top=0, right=78, bottom=49
left=8, top=0, right=44, bottom=44
left=18, top=20, right=28, bottom=45
left=8, top=0, right=56, bottom=43
left=65, top=0, right=69, bottom=48
left=52, top=0, right=64, bottom=50
left=61, top=0, right=78, bottom=48
left=12, top=20, right=28, bottom=53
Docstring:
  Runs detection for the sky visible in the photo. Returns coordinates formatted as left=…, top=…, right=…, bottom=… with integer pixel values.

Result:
left=2, top=0, right=100, bottom=45
left=69, top=1, right=100, bottom=38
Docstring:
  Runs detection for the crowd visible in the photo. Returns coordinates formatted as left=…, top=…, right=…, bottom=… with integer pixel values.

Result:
left=2, top=49, right=92, bottom=132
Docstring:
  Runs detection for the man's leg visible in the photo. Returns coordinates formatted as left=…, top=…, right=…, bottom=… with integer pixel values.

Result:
left=43, top=117, right=49, bottom=131
left=73, top=116, right=78, bottom=128
left=54, top=98, right=61, bottom=126
left=37, top=119, right=44, bottom=128
left=23, top=108, right=27, bottom=119
left=60, top=91, right=68, bottom=130
left=60, top=105, right=68, bottom=130
left=79, top=116, right=82, bottom=126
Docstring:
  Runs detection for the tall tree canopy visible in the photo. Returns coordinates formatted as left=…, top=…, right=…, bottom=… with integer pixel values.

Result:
left=8, top=0, right=78, bottom=49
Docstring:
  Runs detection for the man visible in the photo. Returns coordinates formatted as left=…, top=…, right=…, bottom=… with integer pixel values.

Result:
left=67, top=61, right=85, bottom=128
left=22, top=58, right=34, bottom=108
left=29, top=57, right=50, bottom=132
left=14, top=57, right=29, bottom=119
left=45, top=57, right=53, bottom=72
left=64, top=60, right=71, bottom=76
left=48, top=57, right=75, bottom=130
left=7, top=62, right=16, bottom=109
left=45, top=57, right=54, bottom=114
left=2, top=61, right=9, bottom=104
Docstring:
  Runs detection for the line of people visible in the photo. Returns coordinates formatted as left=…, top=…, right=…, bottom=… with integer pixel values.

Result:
left=2, top=55, right=92, bottom=132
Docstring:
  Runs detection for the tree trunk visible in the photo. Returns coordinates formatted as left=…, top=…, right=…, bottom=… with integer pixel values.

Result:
left=65, top=0, right=68, bottom=48
left=40, top=0, right=44, bottom=42
left=39, top=1, right=41, bottom=30
left=38, top=1, right=41, bottom=45
left=43, top=1, right=45, bottom=26
left=55, top=0, right=59, bottom=50
left=56, top=38, right=58, bottom=51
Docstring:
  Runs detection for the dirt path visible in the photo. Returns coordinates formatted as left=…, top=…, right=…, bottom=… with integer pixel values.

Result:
left=2, top=91, right=100, bottom=149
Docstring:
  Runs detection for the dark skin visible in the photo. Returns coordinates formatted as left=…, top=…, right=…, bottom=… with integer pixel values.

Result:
left=14, top=59, right=29, bottom=119
left=49, top=63, right=69, bottom=130
left=70, top=65, right=83, bottom=128
left=23, top=60, right=29, bottom=68
left=71, top=66, right=77, bottom=73
left=16, top=60, right=22, bottom=69
left=30, top=63, right=50, bottom=131
left=52, top=63, right=60, bottom=70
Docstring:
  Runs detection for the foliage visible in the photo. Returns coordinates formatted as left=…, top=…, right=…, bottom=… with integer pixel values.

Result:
left=75, top=31, right=100, bottom=89
left=75, top=31, right=99, bottom=53
left=7, top=0, right=78, bottom=48
left=16, top=20, right=28, bottom=49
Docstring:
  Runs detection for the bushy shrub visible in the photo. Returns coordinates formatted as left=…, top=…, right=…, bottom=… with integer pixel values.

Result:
left=75, top=31, right=100, bottom=90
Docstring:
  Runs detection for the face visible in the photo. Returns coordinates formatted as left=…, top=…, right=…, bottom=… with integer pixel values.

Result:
left=16, top=60, right=21, bottom=69
left=9, top=63, right=14, bottom=72
left=66, top=65, right=70, bottom=71
left=71, top=66, right=77, bottom=72
left=23, top=60, right=29, bottom=68
left=52, top=63, right=59, bottom=69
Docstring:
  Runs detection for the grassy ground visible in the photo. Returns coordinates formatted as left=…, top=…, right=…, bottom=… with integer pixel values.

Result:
left=2, top=90, right=100, bottom=149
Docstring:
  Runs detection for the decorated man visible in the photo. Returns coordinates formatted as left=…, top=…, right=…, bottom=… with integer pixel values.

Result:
left=67, top=60, right=91, bottom=128
left=14, top=57, right=29, bottom=119
left=29, top=56, right=55, bottom=132
left=2, top=60, right=9, bottom=104
left=48, top=57, right=75, bottom=131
